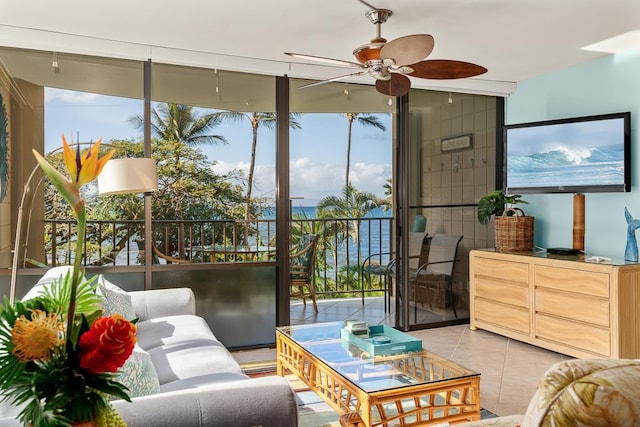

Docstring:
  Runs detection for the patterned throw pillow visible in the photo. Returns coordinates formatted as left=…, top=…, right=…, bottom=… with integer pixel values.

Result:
left=523, top=359, right=640, bottom=426
left=96, top=275, right=136, bottom=320
left=115, top=345, right=161, bottom=398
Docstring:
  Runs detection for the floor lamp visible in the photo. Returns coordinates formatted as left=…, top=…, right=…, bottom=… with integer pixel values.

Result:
left=10, top=155, right=157, bottom=304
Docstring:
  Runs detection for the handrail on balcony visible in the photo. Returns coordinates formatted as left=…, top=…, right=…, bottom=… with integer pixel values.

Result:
left=42, top=216, right=394, bottom=300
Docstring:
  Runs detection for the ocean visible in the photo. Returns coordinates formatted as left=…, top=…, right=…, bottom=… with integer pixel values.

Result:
left=259, top=206, right=393, bottom=267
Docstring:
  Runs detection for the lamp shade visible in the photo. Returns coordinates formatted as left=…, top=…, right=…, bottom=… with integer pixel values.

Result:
left=97, top=158, right=158, bottom=195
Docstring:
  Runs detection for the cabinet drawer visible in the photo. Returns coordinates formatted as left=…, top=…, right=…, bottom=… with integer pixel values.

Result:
left=536, top=314, right=610, bottom=357
left=475, top=298, right=530, bottom=334
left=473, top=257, right=529, bottom=284
left=535, top=265, right=609, bottom=298
left=476, top=277, right=529, bottom=309
left=535, top=288, right=609, bottom=327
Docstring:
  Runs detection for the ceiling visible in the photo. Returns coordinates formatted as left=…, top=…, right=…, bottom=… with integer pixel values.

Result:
left=1, top=0, right=639, bottom=97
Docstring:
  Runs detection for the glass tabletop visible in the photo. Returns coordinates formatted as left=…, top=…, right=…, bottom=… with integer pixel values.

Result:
left=277, top=321, right=478, bottom=393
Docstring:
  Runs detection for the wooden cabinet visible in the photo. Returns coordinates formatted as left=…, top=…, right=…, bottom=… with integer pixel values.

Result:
left=469, top=249, right=640, bottom=359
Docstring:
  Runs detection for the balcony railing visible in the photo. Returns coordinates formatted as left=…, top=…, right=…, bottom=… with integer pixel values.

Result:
left=44, top=217, right=394, bottom=299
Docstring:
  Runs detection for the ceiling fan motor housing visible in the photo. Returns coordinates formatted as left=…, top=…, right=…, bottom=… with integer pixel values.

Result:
left=353, top=40, right=385, bottom=64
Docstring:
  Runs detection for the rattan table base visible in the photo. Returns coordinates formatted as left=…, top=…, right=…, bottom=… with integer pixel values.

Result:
left=276, top=330, right=480, bottom=427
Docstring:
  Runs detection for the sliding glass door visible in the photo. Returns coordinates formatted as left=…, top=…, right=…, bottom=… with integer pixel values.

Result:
left=395, top=89, right=502, bottom=330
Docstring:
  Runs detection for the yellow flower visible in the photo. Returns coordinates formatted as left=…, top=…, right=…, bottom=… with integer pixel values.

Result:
left=11, top=309, right=65, bottom=363
left=61, top=134, right=114, bottom=188
left=32, top=135, right=114, bottom=216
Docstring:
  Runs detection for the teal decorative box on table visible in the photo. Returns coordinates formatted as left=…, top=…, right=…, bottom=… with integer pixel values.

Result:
left=341, top=325, right=422, bottom=357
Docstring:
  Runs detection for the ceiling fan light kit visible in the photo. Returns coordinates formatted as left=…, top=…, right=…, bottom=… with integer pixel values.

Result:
left=285, top=1, right=487, bottom=97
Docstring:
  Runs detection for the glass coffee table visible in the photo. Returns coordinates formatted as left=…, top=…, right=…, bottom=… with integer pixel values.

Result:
left=276, top=321, right=480, bottom=427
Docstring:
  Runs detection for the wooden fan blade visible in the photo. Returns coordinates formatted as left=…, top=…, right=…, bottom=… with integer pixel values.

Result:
left=375, top=74, right=411, bottom=97
left=298, top=71, right=367, bottom=89
left=408, top=60, right=488, bottom=79
left=285, top=52, right=364, bottom=69
left=379, top=34, right=434, bottom=66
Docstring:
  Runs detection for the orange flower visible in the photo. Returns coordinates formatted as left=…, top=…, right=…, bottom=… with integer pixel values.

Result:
left=11, top=309, right=65, bottom=363
left=32, top=135, right=114, bottom=216
left=61, top=134, right=114, bottom=188
left=78, top=314, right=137, bottom=374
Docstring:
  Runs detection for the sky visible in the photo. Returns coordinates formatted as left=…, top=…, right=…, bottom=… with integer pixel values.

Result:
left=44, top=88, right=392, bottom=205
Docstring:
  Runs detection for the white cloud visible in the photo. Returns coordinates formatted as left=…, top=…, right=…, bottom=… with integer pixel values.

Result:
left=212, top=158, right=391, bottom=205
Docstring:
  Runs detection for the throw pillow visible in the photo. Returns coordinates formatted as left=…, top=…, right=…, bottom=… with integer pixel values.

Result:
left=523, top=359, right=640, bottom=426
left=115, top=345, right=161, bottom=398
left=96, top=275, right=136, bottom=320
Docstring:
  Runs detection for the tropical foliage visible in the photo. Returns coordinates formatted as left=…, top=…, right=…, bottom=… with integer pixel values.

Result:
left=342, top=113, right=386, bottom=196
left=0, top=138, right=135, bottom=426
left=43, top=138, right=258, bottom=265
left=477, top=190, right=527, bottom=224
left=315, top=184, right=384, bottom=294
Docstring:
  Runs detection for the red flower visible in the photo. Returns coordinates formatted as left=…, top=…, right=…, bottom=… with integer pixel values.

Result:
left=78, top=314, right=137, bottom=374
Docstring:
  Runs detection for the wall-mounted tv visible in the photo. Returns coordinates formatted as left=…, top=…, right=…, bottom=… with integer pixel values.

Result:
left=504, top=112, right=631, bottom=194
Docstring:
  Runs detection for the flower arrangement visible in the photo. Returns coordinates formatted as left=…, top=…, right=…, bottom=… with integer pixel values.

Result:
left=0, top=136, right=137, bottom=426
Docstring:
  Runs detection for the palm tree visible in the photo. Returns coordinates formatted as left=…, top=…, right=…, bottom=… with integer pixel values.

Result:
left=317, top=184, right=383, bottom=290
left=343, top=113, right=386, bottom=200
left=129, top=103, right=228, bottom=166
left=129, top=103, right=229, bottom=257
left=216, top=112, right=301, bottom=242
left=382, top=178, right=392, bottom=213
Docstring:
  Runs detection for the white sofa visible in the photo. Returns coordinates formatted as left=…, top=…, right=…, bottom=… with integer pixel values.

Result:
left=1, top=268, right=298, bottom=427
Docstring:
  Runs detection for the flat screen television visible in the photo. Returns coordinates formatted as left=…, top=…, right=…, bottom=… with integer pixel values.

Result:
left=504, top=112, right=631, bottom=194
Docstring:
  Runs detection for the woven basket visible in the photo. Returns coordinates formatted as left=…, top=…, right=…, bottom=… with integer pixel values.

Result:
left=494, top=208, right=534, bottom=252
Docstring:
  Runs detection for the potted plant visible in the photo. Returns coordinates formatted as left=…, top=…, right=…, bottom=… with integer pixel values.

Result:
left=477, top=190, right=533, bottom=252
left=477, top=190, right=527, bottom=224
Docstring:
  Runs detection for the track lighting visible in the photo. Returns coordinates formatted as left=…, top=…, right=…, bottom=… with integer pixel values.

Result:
left=52, top=52, right=59, bottom=73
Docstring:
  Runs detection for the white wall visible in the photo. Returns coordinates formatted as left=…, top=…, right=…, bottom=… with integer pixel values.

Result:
left=506, top=49, right=640, bottom=259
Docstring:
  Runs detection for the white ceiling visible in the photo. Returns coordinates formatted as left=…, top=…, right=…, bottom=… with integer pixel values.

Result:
left=1, top=0, right=639, bottom=96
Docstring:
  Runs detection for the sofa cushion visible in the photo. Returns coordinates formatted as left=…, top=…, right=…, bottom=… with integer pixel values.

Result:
left=117, top=345, right=161, bottom=398
left=135, top=315, right=217, bottom=350
left=148, top=339, right=243, bottom=385
left=159, top=372, right=249, bottom=393
left=97, top=275, right=136, bottom=320
left=22, top=266, right=78, bottom=300
left=522, top=359, right=640, bottom=426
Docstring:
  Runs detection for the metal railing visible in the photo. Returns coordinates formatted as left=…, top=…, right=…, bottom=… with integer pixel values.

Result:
left=43, top=216, right=394, bottom=298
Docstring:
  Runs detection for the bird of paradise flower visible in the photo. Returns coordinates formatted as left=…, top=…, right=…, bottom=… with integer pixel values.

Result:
left=0, top=135, right=137, bottom=426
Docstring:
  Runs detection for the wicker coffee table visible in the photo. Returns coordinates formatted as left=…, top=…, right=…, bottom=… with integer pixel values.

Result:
left=276, top=321, right=480, bottom=427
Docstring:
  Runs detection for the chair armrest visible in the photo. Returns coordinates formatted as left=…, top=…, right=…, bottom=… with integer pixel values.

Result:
left=112, top=376, right=298, bottom=427
left=128, top=288, right=196, bottom=320
left=414, top=259, right=458, bottom=276
left=362, top=252, right=394, bottom=264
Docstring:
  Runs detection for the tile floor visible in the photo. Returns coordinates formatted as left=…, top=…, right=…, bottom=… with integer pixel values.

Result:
left=232, top=297, right=571, bottom=418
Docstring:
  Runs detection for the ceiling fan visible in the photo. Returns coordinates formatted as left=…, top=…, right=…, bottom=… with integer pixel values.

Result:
left=285, top=0, right=487, bottom=97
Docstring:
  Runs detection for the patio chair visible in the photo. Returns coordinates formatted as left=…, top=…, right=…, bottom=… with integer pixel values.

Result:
left=136, top=239, right=192, bottom=264
left=290, top=234, right=319, bottom=312
left=362, top=221, right=427, bottom=313
left=152, top=245, right=192, bottom=264
left=411, top=234, right=463, bottom=318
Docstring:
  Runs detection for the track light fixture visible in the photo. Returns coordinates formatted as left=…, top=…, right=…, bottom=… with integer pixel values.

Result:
left=52, top=52, right=60, bottom=73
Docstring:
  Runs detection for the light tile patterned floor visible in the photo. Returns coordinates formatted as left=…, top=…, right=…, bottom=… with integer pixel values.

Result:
left=232, top=297, right=571, bottom=418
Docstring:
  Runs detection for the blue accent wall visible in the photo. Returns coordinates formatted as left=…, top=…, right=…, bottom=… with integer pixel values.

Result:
left=506, top=49, right=640, bottom=258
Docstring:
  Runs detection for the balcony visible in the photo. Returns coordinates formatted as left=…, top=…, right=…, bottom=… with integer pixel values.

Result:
left=43, top=216, right=393, bottom=302
left=8, top=214, right=467, bottom=348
